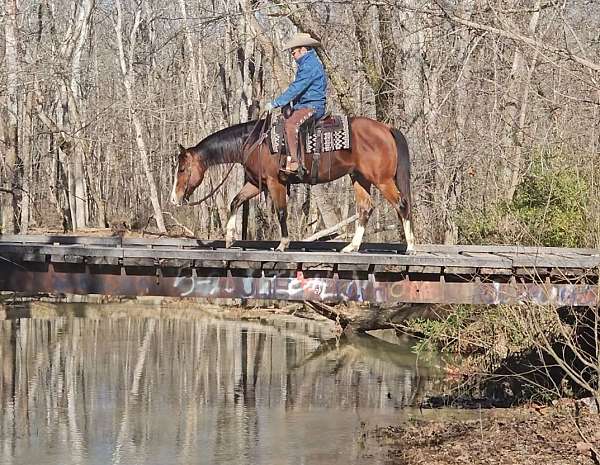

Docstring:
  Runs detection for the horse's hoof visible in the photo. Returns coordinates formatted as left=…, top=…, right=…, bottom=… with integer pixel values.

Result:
left=341, top=244, right=358, bottom=253
left=275, top=238, right=290, bottom=252
left=405, top=246, right=416, bottom=255
left=225, top=239, right=233, bottom=248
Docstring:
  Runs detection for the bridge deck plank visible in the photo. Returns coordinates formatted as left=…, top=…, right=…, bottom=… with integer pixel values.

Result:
left=418, top=243, right=600, bottom=256
left=2, top=234, right=599, bottom=255
left=0, top=234, right=122, bottom=246
left=496, top=252, right=600, bottom=268
left=118, top=248, right=510, bottom=268
left=0, top=244, right=123, bottom=258
left=0, top=236, right=598, bottom=277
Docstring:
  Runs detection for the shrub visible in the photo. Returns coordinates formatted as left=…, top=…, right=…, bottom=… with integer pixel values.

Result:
left=511, top=156, right=589, bottom=247
left=458, top=151, right=594, bottom=247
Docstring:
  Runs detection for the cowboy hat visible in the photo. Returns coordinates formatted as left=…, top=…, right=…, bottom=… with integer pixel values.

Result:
left=282, top=32, right=321, bottom=50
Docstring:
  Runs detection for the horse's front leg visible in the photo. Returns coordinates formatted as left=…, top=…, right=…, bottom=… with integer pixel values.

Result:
left=266, top=179, right=290, bottom=252
left=225, top=182, right=260, bottom=247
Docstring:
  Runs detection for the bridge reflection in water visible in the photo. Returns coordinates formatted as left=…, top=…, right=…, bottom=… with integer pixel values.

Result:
left=0, top=306, right=443, bottom=465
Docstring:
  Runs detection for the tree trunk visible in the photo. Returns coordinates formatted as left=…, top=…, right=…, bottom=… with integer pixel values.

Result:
left=2, top=0, right=20, bottom=233
left=375, top=3, right=398, bottom=123
left=352, top=3, right=399, bottom=122
left=399, top=1, right=429, bottom=240
left=502, top=0, right=543, bottom=202
left=243, top=3, right=287, bottom=92
left=31, top=0, right=95, bottom=231
left=19, top=93, right=34, bottom=233
left=178, top=0, right=209, bottom=130
left=237, top=0, right=256, bottom=123
left=114, top=0, right=166, bottom=234
left=306, top=301, right=443, bottom=332
left=67, top=0, right=95, bottom=229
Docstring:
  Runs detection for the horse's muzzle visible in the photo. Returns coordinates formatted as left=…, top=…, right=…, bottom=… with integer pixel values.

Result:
left=171, top=193, right=191, bottom=207
left=170, top=192, right=183, bottom=207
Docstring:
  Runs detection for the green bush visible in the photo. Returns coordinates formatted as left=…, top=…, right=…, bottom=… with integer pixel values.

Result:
left=408, top=304, right=530, bottom=360
left=458, top=152, right=593, bottom=247
left=511, top=156, right=588, bottom=247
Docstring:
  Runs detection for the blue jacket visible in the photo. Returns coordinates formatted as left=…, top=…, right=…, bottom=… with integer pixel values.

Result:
left=272, top=49, right=327, bottom=119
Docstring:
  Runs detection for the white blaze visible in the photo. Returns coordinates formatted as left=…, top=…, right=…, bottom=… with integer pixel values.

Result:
left=170, top=167, right=179, bottom=205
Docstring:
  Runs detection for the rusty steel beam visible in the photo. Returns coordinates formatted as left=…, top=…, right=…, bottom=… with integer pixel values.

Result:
left=0, top=262, right=598, bottom=306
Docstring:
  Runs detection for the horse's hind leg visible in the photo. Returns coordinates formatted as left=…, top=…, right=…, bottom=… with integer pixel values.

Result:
left=342, top=175, right=373, bottom=253
left=225, top=182, right=260, bottom=247
left=376, top=180, right=415, bottom=253
left=266, top=179, right=290, bottom=252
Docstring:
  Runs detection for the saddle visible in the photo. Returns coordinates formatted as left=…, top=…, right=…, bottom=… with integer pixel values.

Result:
left=268, top=114, right=352, bottom=155
left=268, top=113, right=352, bottom=183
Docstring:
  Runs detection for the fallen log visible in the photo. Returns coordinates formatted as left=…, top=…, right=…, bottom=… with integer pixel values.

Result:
left=305, top=300, right=448, bottom=332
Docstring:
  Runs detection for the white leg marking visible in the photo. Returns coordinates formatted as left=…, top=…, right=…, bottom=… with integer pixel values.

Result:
left=403, top=219, right=415, bottom=254
left=225, top=213, right=237, bottom=247
left=341, top=223, right=365, bottom=253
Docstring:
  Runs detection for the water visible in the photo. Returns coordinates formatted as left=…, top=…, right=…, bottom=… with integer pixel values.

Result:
left=0, top=303, right=446, bottom=465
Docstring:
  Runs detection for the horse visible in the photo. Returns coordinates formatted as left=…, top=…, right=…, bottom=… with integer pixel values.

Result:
left=170, top=115, right=415, bottom=253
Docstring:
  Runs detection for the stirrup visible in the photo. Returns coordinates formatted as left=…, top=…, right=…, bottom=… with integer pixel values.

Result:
left=280, top=158, right=299, bottom=175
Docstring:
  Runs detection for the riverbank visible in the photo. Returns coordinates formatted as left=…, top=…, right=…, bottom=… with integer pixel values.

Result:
left=375, top=405, right=599, bottom=465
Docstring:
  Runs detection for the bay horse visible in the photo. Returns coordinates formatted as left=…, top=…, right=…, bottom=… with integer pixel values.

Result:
left=170, top=116, right=415, bottom=253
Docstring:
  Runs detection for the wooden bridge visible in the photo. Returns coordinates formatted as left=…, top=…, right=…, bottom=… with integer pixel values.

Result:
left=0, top=234, right=599, bottom=306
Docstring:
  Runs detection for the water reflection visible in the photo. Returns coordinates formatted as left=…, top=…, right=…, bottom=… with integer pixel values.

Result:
left=0, top=305, right=442, bottom=465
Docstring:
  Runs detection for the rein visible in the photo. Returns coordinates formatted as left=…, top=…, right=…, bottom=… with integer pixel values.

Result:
left=183, top=112, right=270, bottom=207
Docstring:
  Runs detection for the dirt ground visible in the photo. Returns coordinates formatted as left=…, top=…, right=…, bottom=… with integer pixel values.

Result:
left=374, top=405, right=600, bottom=465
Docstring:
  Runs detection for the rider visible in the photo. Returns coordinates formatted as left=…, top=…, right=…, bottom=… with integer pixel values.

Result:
left=265, top=32, right=327, bottom=175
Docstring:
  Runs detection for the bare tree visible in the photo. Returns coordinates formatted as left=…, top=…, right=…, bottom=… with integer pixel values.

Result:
left=1, top=0, right=20, bottom=233
left=114, top=0, right=166, bottom=233
left=32, top=0, right=95, bottom=230
left=0, top=0, right=599, bottom=246
left=352, top=1, right=398, bottom=123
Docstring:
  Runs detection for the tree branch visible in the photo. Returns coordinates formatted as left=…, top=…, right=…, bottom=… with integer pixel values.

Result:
left=303, top=214, right=357, bottom=241
left=438, top=4, right=600, bottom=73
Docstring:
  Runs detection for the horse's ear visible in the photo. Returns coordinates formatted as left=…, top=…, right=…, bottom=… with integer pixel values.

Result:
left=178, top=143, right=186, bottom=154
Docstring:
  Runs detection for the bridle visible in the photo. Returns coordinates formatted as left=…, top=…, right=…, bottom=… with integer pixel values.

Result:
left=178, top=112, right=271, bottom=207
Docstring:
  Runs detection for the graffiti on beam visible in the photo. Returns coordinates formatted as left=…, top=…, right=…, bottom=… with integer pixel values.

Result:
left=480, top=282, right=599, bottom=307
left=1, top=260, right=597, bottom=305
left=173, top=271, right=372, bottom=302
left=172, top=270, right=599, bottom=306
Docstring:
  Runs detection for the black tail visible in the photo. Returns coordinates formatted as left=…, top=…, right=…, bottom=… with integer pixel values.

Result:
left=390, top=128, right=411, bottom=219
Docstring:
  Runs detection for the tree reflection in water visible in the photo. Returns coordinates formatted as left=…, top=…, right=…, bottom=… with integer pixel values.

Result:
left=0, top=306, right=443, bottom=465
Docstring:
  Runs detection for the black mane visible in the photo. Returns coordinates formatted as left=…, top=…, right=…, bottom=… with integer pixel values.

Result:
left=192, top=119, right=264, bottom=165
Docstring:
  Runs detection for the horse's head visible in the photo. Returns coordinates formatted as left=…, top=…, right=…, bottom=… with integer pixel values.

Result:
left=170, top=144, right=206, bottom=206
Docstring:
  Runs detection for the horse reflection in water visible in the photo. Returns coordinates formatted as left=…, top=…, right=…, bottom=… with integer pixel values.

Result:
left=170, top=116, right=415, bottom=253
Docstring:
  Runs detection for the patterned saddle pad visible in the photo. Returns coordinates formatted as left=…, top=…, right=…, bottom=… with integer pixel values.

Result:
left=268, top=114, right=352, bottom=155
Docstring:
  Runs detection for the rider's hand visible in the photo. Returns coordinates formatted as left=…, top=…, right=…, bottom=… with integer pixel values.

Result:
left=265, top=102, right=274, bottom=112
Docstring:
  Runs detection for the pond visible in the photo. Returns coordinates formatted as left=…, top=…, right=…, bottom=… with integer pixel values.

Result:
left=0, top=302, right=450, bottom=465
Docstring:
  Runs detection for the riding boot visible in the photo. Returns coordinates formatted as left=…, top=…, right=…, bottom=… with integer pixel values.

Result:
left=282, top=135, right=300, bottom=175
left=280, top=107, right=314, bottom=176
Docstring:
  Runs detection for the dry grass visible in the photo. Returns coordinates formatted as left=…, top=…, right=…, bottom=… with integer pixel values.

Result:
left=376, top=406, right=600, bottom=465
